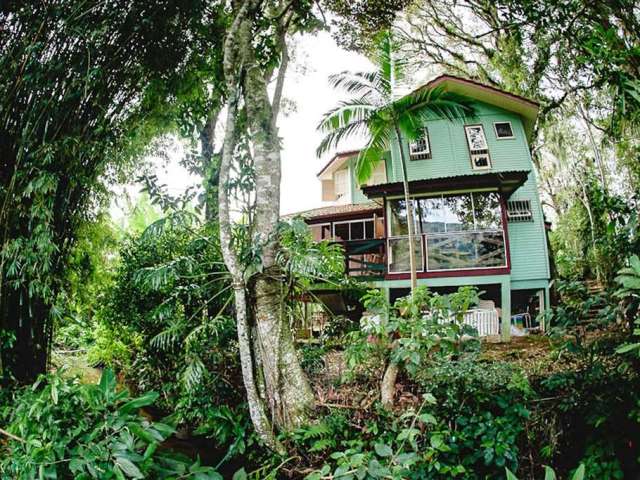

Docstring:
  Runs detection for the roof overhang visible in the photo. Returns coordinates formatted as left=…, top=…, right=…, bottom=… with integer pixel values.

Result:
left=317, top=150, right=360, bottom=181
left=361, top=171, right=530, bottom=199
left=417, top=75, right=540, bottom=140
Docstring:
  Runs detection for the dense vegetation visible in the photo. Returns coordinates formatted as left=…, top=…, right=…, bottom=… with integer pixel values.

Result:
left=1, top=0, right=639, bottom=478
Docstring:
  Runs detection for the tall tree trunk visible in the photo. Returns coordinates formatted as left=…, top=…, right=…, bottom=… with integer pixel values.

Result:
left=217, top=1, right=279, bottom=450
left=379, top=124, right=418, bottom=408
left=217, top=0, right=313, bottom=447
left=241, top=19, right=314, bottom=432
left=394, top=123, right=418, bottom=293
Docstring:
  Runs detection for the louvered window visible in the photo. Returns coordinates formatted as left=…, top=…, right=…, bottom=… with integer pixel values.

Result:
left=506, top=200, right=533, bottom=222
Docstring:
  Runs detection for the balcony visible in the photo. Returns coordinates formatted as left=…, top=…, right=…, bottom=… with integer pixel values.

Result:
left=387, top=230, right=507, bottom=274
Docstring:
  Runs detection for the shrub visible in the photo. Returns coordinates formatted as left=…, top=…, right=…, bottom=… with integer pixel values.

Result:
left=0, top=369, right=219, bottom=479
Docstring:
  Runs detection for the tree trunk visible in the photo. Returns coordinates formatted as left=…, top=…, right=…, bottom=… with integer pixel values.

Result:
left=217, top=0, right=313, bottom=447
left=242, top=22, right=314, bottom=431
left=381, top=361, right=399, bottom=408
left=394, top=123, right=418, bottom=293
left=217, top=1, right=279, bottom=450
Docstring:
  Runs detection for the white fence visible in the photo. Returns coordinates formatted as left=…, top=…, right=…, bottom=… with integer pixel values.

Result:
left=437, top=308, right=500, bottom=337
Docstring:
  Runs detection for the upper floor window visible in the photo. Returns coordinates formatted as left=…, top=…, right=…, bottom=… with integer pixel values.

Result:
left=494, top=121, right=515, bottom=139
left=334, top=169, right=348, bottom=200
left=409, top=129, right=432, bottom=160
left=464, top=125, right=491, bottom=170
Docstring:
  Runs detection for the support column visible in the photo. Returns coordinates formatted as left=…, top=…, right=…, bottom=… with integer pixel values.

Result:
left=501, top=277, right=511, bottom=342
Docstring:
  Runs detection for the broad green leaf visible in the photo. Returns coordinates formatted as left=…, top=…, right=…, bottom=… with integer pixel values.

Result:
left=115, top=457, right=144, bottom=479
left=232, top=468, right=247, bottom=480
left=616, top=343, right=640, bottom=354
left=571, top=464, right=585, bottom=480
left=544, top=466, right=557, bottom=480
left=374, top=443, right=393, bottom=457
left=99, top=368, right=117, bottom=399
left=119, top=391, right=159, bottom=414
left=505, top=468, right=518, bottom=480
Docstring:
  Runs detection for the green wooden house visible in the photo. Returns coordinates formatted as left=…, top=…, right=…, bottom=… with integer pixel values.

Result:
left=292, top=75, right=551, bottom=340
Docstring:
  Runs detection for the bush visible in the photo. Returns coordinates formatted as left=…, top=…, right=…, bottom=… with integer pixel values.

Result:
left=92, top=221, right=242, bottom=424
left=0, top=369, right=219, bottom=479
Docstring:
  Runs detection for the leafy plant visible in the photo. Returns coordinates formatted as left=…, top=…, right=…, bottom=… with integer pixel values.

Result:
left=0, top=368, right=220, bottom=479
left=344, top=286, right=480, bottom=383
left=615, top=255, right=640, bottom=355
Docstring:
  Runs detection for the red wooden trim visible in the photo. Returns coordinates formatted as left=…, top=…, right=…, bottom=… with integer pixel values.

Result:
left=500, top=195, right=512, bottom=271
left=417, top=74, right=540, bottom=107
left=385, top=267, right=510, bottom=281
left=317, top=150, right=361, bottom=177
left=306, top=208, right=383, bottom=224
left=361, top=171, right=529, bottom=199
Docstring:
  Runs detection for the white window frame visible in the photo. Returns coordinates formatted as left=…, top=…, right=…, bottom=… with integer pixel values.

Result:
left=464, top=124, right=489, bottom=151
left=464, top=124, right=492, bottom=170
left=333, top=168, right=350, bottom=204
left=493, top=121, right=515, bottom=140
left=409, top=129, right=432, bottom=161
left=506, top=199, right=533, bottom=222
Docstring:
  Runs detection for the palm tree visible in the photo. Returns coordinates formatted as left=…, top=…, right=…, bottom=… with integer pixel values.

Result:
left=317, top=32, right=475, bottom=294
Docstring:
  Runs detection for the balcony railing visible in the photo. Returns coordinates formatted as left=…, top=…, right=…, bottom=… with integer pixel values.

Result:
left=339, top=238, right=386, bottom=278
left=387, top=230, right=507, bottom=274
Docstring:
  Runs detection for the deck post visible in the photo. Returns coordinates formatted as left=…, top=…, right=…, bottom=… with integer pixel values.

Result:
left=500, top=277, right=511, bottom=342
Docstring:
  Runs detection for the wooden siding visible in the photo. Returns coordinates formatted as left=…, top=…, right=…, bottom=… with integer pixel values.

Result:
left=347, top=99, right=549, bottom=285
left=390, top=101, right=532, bottom=182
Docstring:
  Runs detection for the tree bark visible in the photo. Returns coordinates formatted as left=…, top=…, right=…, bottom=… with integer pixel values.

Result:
left=217, top=0, right=313, bottom=446
left=394, top=123, right=418, bottom=293
left=241, top=17, right=314, bottom=431
left=380, top=361, right=399, bottom=408
left=217, top=0, right=279, bottom=450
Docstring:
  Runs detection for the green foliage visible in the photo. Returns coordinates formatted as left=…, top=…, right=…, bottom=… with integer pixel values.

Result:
left=0, top=368, right=220, bottom=479
left=93, top=218, right=240, bottom=431
left=344, top=286, right=480, bottom=380
left=614, top=255, right=640, bottom=355
left=540, top=280, right=617, bottom=331
left=506, top=464, right=586, bottom=480
left=303, top=375, right=528, bottom=480
left=0, top=0, right=227, bottom=382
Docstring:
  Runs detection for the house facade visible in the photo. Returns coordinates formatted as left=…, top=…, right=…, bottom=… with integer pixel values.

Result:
left=293, top=75, right=551, bottom=341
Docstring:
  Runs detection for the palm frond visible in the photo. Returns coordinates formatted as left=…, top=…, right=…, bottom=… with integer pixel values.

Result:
left=374, top=31, right=406, bottom=95
left=316, top=119, right=370, bottom=157
left=398, top=87, right=477, bottom=122
left=328, top=71, right=387, bottom=101
left=181, top=355, right=205, bottom=392
left=317, top=96, right=378, bottom=130
left=355, top=124, right=392, bottom=184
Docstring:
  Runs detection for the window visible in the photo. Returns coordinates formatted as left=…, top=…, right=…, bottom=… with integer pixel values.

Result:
left=334, top=169, right=348, bottom=200
left=506, top=200, right=533, bottom=222
left=464, top=125, right=491, bottom=170
left=333, top=218, right=376, bottom=241
left=387, top=191, right=506, bottom=272
left=494, top=121, right=514, bottom=139
left=409, top=129, right=432, bottom=160
left=309, top=223, right=331, bottom=241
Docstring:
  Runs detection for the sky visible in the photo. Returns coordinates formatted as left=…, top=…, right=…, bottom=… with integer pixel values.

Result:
left=118, top=30, right=374, bottom=219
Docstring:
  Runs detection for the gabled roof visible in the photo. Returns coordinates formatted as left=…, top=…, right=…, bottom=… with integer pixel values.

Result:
left=317, top=150, right=360, bottom=180
left=416, top=74, right=540, bottom=139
